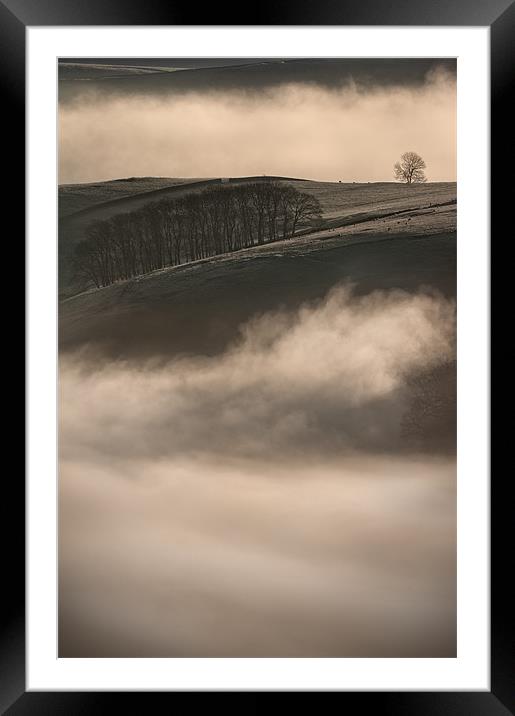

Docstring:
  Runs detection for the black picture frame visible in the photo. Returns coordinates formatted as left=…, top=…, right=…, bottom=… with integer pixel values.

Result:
left=4, top=0, right=507, bottom=712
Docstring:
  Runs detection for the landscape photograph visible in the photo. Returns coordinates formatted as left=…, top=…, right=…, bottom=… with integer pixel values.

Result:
left=58, top=57, right=457, bottom=658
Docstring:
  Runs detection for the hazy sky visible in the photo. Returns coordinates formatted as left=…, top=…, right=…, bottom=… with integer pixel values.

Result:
left=58, top=58, right=456, bottom=184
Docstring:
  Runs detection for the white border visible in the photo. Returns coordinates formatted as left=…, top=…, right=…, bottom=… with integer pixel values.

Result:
left=27, top=27, right=489, bottom=691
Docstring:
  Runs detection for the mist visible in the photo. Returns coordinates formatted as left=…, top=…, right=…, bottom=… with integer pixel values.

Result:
left=59, top=285, right=456, bottom=656
left=59, top=69, right=456, bottom=184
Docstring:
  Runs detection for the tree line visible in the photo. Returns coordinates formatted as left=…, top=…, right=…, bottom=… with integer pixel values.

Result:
left=73, top=182, right=322, bottom=289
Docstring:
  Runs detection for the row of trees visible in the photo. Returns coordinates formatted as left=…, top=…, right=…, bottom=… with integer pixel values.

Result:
left=73, top=182, right=322, bottom=289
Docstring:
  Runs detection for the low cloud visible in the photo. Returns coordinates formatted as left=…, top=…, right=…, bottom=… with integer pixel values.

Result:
left=59, top=285, right=456, bottom=656
left=60, top=285, right=456, bottom=462
left=59, top=70, right=456, bottom=184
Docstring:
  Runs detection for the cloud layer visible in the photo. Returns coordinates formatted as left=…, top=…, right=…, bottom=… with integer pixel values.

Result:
left=59, top=286, right=456, bottom=656
left=60, top=285, right=455, bottom=461
left=59, top=68, right=456, bottom=184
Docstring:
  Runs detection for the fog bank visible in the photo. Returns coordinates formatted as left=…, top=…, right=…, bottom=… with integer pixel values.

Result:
left=60, top=455, right=456, bottom=657
left=60, top=285, right=456, bottom=461
left=59, top=286, right=456, bottom=656
left=59, top=70, right=456, bottom=184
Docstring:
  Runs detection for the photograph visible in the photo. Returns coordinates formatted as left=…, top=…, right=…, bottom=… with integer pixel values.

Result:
left=57, top=56, right=457, bottom=658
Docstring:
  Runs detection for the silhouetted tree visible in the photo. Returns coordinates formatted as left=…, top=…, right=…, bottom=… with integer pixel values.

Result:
left=394, top=151, right=427, bottom=184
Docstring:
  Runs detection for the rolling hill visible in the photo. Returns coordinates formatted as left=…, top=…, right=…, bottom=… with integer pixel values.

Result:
left=58, top=177, right=456, bottom=299
left=59, top=178, right=456, bottom=362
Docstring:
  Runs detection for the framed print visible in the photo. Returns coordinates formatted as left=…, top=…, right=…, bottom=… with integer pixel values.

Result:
left=4, top=0, right=509, bottom=711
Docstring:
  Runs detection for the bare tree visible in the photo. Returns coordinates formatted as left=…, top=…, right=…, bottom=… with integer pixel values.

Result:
left=73, top=182, right=322, bottom=289
left=286, top=189, right=322, bottom=237
left=394, top=151, right=427, bottom=184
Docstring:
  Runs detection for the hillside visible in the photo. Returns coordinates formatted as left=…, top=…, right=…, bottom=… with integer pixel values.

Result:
left=59, top=179, right=456, bottom=357
left=58, top=62, right=182, bottom=82
left=60, top=231, right=456, bottom=357
left=58, top=178, right=456, bottom=298
left=59, top=177, right=208, bottom=219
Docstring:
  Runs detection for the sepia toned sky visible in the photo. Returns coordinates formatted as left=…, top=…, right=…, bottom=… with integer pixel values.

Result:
left=58, top=58, right=456, bottom=184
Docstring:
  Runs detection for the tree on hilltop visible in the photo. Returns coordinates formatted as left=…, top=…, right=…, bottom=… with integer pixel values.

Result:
left=394, top=151, right=427, bottom=184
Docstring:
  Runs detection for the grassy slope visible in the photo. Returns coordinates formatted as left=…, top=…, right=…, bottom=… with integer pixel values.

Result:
left=59, top=181, right=456, bottom=345
left=295, top=180, right=455, bottom=220
left=58, top=178, right=456, bottom=297
left=58, top=63, right=180, bottom=82
left=59, top=177, right=207, bottom=218
left=59, top=177, right=455, bottom=222
left=60, top=231, right=456, bottom=360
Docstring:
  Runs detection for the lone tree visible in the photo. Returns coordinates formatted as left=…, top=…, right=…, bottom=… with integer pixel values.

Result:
left=394, top=151, right=427, bottom=184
